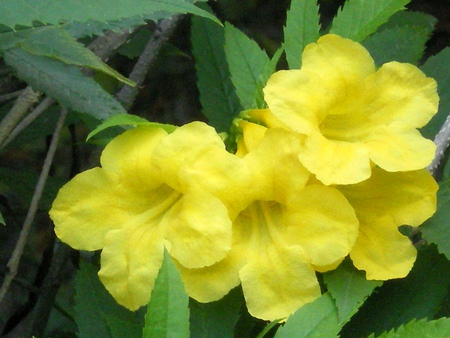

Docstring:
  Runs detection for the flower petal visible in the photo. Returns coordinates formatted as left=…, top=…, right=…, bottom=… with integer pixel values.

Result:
left=50, top=168, right=152, bottom=250
left=160, top=192, right=233, bottom=269
left=285, top=184, right=359, bottom=266
left=298, top=133, right=371, bottom=185
left=100, top=126, right=167, bottom=190
left=240, top=244, right=320, bottom=321
left=99, top=223, right=165, bottom=310
left=350, top=216, right=417, bottom=280
left=338, top=168, right=438, bottom=226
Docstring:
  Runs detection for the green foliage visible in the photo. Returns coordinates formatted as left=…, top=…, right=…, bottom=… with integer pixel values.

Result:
left=283, top=0, right=320, bottom=69
left=329, top=0, right=410, bottom=42
left=75, top=260, right=145, bottom=338
left=372, top=318, right=450, bottom=338
left=420, top=47, right=450, bottom=140
left=362, top=11, right=437, bottom=66
left=274, top=293, right=340, bottom=338
left=189, top=287, right=244, bottom=338
left=86, top=114, right=177, bottom=140
left=4, top=48, right=126, bottom=120
left=191, top=15, right=242, bottom=132
left=224, top=23, right=277, bottom=110
left=339, top=245, right=450, bottom=338
left=323, top=259, right=382, bottom=325
left=143, top=250, right=190, bottom=338
left=0, top=0, right=218, bottom=29
left=421, top=180, right=450, bottom=258
left=14, top=27, right=134, bottom=86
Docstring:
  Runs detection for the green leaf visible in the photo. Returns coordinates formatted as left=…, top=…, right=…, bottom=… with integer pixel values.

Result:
left=224, top=23, right=272, bottom=110
left=339, top=245, right=450, bottom=338
left=191, top=14, right=242, bottom=132
left=75, top=260, right=145, bottom=338
left=323, top=259, right=382, bottom=325
left=274, top=293, right=340, bottom=338
left=329, top=0, right=410, bottom=42
left=0, top=0, right=219, bottom=29
left=362, top=11, right=436, bottom=66
left=86, top=114, right=177, bottom=140
left=283, top=0, right=320, bottom=69
left=189, top=287, right=244, bottom=338
left=16, top=27, right=134, bottom=86
left=143, top=250, right=190, bottom=338
left=4, top=48, right=126, bottom=120
left=420, top=47, right=450, bottom=140
left=421, top=180, right=450, bottom=258
left=373, top=318, right=450, bottom=338
left=0, top=211, right=5, bottom=225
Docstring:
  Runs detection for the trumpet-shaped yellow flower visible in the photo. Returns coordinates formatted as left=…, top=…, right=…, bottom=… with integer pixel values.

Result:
left=337, top=167, right=438, bottom=280
left=178, top=125, right=359, bottom=321
left=50, top=122, right=247, bottom=311
left=264, top=34, right=438, bottom=185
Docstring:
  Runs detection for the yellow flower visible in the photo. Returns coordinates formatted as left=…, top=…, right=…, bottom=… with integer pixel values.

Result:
left=337, top=167, right=438, bottom=280
left=178, top=125, right=359, bottom=321
left=49, top=122, right=246, bottom=311
left=263, top=34, right=438, bottom=185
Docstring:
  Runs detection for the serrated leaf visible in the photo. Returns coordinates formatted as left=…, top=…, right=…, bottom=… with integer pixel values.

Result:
left=143, top=250, right=189, bottom=338
left=224, top=23, right=272, bottom=110
left=16, top=27, right=134, bottom=86
left=274, top=293, right=340, bottom=338
left=323, top=259, right=382, bottom=325
left=283, top=0, right=320, bottom=69
left=0, top=0, right=219, bottom=29
left=191, top=14, right=242, bottom=132
left=4, top=48, right=126, bottom=120
left=421, top=180, right=450, bottom=258
left=87, top=114, right=177, bottom=140
left=362, top=11, right=436, bottom=66
left=329, top=0, right=410, bottom=42
left=189, top=287, right=244, bottom=338
left=420, top=47, right=450, bottom=140
left=75, top=260, right=145, bottom=338
left=339, top=245, right=450, bottom=338
left=373, top=318, right=450, bottom=338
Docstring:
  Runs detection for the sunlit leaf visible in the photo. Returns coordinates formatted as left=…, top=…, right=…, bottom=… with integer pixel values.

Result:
left=224, top=23, right=272, bottom=110
left=371, top=318, right=450, bottom=338
left=143, top=250, right=190, bottom=338
left=0, top=0, right=218, bottom=29
left=283, top=0, right=320, bottom=69
left=323, top=259, right=382, bottom=325
left=191, top=13, right=241, bottom=132
left=274, top=293, right=340, bottom=338
left=330, top=0, right=410, bottom=42
left=4, top=48, right=126, bottom=120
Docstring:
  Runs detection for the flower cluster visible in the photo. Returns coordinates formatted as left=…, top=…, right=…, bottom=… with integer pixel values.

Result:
left=49, top=34, right=438, bottom=321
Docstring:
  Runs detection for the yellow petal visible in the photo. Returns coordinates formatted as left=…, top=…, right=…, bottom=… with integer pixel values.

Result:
left=367, top=129, right=436, bottom=172
left=50, top=168, right=155, bottom=251
left=160, top=192, right=232, bottom=269
left=285, top=184, right=359, bottom=267
left=339, top=168, right=438, bottom=226
left=152, top=121, right=226, bottom=190
left=240, top=244, right=321, bottom=321
left=350, top=216, right=417, bottom=280
left=235, top=120, right=268, bottom=158
left=100, top=126, right=167, bottom=190
left=99, top=223, right=165, bottom=310
left=298, top=133, right=371, bottom=185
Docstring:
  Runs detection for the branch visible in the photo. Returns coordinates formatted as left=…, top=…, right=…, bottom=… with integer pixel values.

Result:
left=427, top=113, right=450, bottom=180
left=116, top=14, right=184, bottom=110
left=0, top=106, right=68, bottom=305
